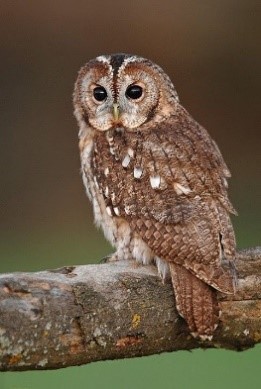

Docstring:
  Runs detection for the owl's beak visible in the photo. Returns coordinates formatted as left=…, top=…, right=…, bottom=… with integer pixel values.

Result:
left=112, top=103, right=120, bottom=121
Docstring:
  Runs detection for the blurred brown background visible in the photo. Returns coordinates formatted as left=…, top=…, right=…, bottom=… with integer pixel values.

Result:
left=0, top=1, right=260, bottom=389
left=1, top=1, right=260, bottom=260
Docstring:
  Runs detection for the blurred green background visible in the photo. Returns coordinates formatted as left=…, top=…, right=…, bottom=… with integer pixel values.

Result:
left=0, top=1, right=260, bottom=388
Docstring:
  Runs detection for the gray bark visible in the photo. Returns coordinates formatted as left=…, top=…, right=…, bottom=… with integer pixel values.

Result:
left=0, top=247, right=260, bottom=371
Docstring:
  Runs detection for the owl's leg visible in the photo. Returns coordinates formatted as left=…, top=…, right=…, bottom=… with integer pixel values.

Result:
left=169, top=263, right=220, bottom=339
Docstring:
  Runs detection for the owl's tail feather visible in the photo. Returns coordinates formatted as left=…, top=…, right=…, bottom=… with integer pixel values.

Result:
left=169, top=263, right=220, bottom=339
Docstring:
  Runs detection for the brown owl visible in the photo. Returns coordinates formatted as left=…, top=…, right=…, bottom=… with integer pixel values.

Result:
left=73, top=54, right=237, bottom=339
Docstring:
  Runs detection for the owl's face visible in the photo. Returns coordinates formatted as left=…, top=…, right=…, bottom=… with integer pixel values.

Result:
left=74, top=54, right=179, bottom=132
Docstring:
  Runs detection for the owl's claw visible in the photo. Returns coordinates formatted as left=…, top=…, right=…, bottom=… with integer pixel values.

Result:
left=100, top=253, right=118, bottom=263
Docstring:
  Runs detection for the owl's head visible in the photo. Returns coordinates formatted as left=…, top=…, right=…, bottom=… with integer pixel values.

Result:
left=73, top=54, right=179, bottom=132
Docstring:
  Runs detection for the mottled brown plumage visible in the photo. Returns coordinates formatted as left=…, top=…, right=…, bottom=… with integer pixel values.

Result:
left=73, top=53, right=237, bottom=338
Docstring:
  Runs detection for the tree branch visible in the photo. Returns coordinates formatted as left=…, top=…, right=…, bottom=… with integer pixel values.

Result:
left=0, top=247, right=260, bottom=371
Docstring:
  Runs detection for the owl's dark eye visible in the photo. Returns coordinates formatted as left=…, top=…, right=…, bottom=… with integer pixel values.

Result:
left=93, top=86, right=107, bottom=102
left=125, top=85, right=143, bottom=100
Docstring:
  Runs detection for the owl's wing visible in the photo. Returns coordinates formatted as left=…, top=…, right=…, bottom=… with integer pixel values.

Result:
left=97, top=105, right=237, bottom=293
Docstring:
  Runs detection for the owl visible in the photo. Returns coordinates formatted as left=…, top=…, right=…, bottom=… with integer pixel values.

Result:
left=73, top=53, right=237, bottom=339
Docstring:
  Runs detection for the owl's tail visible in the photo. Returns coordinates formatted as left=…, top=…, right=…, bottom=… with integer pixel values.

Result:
left=169, top=263, right=220, bottom=339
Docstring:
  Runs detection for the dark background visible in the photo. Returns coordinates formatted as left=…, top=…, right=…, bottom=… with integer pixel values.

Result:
left=0, top=1, right=260, bottom=388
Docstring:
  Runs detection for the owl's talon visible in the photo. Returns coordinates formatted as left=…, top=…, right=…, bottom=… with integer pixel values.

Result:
left=99, top=255, right=110, bottom=264
left=100, top=253, right=118, bottom=263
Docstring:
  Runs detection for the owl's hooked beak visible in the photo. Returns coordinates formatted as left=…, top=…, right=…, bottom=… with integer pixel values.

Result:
left=112, top=103, right=120, bottom=121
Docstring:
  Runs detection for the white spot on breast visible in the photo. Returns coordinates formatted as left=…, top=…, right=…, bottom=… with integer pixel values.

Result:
left=122, top=154, right=131, bottom=168
left=173, top=182, right=191, bottom=195
left=150, top=175, right=161, bottom=189
left=107, top=132, right=112, bottom=142
left=104, top=186, right=109, bottom=197
left=111, top=192, right=116, bottom=202
left=127, top=148, right=134, bottom=158
left=104, top=167, right=109, bottom=176
left=113, top=207, right=120, bottom=216
left=106, top=206, right=112, bottom=216
left=134, top=166, right=143, bottom=179
left=94, top=176, right=99, bottom=189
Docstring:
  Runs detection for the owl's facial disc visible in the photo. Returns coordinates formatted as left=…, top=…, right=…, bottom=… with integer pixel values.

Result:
left=75, top=54, right=178, bottom=132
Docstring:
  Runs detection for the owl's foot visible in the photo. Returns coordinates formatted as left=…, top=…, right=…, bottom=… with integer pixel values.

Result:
left=100, top=253, right=119, bottom=263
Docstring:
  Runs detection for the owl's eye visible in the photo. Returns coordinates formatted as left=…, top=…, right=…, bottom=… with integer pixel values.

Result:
left=93, top=86, right=107, bottom=102
left=125, top=85, right=143, bottom=100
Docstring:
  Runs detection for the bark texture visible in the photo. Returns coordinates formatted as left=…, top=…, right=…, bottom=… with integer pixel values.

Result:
left=0, top=247, right=260, bottom=371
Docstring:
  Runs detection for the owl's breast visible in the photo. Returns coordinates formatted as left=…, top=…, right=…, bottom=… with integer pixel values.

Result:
left=91, top=129, right=129, bottom=213
left=80, top=133, right=121, bottom=246
left=90, top=128, right=194, bottom=224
